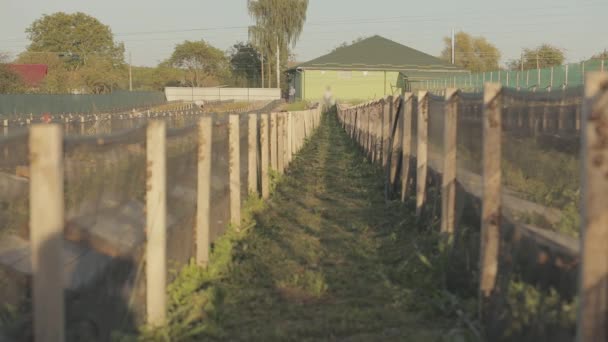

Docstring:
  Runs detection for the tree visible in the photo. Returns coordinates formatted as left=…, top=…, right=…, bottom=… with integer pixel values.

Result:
left=331, top=36, right=368, bottom=53
left=592, top=50, right=608, bottom=60
left=508, top=44, right=565, bottom=70
left=0, top=53, right=25, bottom=93
left=169, top=40, right=229, bottom=87
left=248, top=0, right=309, bottom=89
left=440, top=31, right=500, bottom=72
left=25, top=12, right=125, bottom=67
left=229, top=42, right=262, bottom=87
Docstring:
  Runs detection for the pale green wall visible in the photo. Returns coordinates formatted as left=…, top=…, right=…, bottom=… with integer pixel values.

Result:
left=298, top=70, right=403, bottom=101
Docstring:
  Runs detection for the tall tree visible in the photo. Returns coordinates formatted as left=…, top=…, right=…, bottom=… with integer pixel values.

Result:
left=229, top=42, right=262, bottom=87
left=25, top=12, right=125, bottom=68
left=440, top=31, right=500, bottom=72
left=169, top=40, right=230, bottom=87
left=508, top=44, right=565, bottom=70
left=248, top=0, right=308, bottom=89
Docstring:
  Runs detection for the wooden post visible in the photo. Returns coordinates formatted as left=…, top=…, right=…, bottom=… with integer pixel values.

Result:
left=229, top=114, right=241, bottom=226
left=196, top=117, right=212, bottom=267
left=270, top=113, right=278, bottom=171
left=401, top=93, right=413, bottom=202
left=441, top=88, right=459, bottom=235
left=248, top=114, right=258, bottom=195
left=577, top=72, right=608, bottom=342
left=146, top=120, right=167, bottom=326
left=416, top=91, right=429, bottom=216
left=260, top=114, right=270, bottom=199
left=382, top=97, right=392, bottom=169
left=30, top=124, right=65, bottom=341
left=277, top=113, right=285, bottom=174
left=480, top=83, right=502, bottom=302
left=287, top=111, right=293, bottom=165
left=389, top=97, right=401, bottom=187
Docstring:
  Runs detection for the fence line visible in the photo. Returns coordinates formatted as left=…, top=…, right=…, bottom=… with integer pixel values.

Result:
left=0, top=104, right=321, bottom=339
left=337, top=72, right=607, bottom=341
left=414, top=59, right=606, bottom=93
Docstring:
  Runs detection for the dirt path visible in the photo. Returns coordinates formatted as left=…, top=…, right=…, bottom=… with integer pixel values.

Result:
left=166, top=113, right=457, bottom=341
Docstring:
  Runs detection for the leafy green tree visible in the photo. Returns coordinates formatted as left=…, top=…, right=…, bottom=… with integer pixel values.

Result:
left=248, top=0, right=309, bottom=89
left=592, top=50, right=608, bottom=59
left=169, top=40, right=229, bottom=87
left=229, top=42, right=262, bottom=87
left=0, top=53, right=25, bottom=93
left=131, top=63, right=183, bottom=91
left=508, top=44, right=565, bottom=70
left=25, top=12, right=125, bottom=67
left=440, top=31, right=500, bottom=72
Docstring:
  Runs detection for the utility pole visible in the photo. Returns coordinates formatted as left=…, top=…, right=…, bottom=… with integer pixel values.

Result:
left=129, top=51, right=133, bottom=92
left=276, top=37, right=280, bottom=90
left=451, top=28, right=455, bottom=65
left=520, top=51, right=524, bottom=73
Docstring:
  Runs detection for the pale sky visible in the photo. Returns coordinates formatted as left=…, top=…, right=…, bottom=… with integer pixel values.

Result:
left=1, top=0, right=605, bottom=67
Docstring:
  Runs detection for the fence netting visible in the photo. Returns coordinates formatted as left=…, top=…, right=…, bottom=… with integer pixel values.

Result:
left=428, top=93, right=445, bottom=175
left=0, top=132, right=31, bottom=339
left=210, top=115, right=231, bottom=242
left=489, top=87, right=582, bottom=341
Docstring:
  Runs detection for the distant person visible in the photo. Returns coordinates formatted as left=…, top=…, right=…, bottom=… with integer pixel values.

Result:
left=289, top=85, right=296, bottom=103
left=323, top=86, right=335, bottom=108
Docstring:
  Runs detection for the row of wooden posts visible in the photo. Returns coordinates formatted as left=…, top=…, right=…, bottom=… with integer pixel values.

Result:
left=336, top=73, right=608, bottom=342
left=25, top=106, right=321, bottom=340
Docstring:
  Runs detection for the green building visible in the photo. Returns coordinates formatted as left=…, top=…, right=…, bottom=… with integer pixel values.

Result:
left=288, top=35, right=467, bottom=101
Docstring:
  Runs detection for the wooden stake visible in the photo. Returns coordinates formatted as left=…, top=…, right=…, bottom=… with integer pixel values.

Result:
left=480, top=83, right=502, bottom=300
left=30, top=124, right=65, bottom=341
left=270, top=113, right=278, bottom=171
left=248, top=114, right=258, bottom=195
left=401, top=93, right=414, bottom=202
left=260, top=114, right=270, bottom=199
left=196, top=117, right=212, bottom=267
left=229, top=115, right=241, bottom=226
left=577, top=72, right=608, bottom=342
left=441, top=88, right=459, bottom=235
left=416, top=91, right=429, bottom=216
left=146, top=120, right=167, bottom=326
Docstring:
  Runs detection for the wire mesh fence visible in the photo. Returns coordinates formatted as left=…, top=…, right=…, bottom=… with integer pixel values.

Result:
left=0, top=101, right=322, bottom=340
left=336, top=74, right=608, bottom=341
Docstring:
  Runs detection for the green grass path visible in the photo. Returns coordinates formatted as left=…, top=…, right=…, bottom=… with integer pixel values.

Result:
left=162, top=113, right=457, bottom=341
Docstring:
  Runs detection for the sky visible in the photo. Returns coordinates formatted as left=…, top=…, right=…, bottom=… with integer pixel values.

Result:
left=1, top=0, right=606, bottom=67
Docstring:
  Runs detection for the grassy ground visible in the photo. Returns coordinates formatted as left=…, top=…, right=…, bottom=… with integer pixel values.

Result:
left=123, top=112, right=477, bottom=341
left=283, top=101, right=309, bottom=111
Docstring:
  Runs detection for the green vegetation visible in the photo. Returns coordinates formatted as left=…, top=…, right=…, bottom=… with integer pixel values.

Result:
left=168, top=41, right=230, bottom=88
left=114, top=112, right=477, bottom=341
left=507, top=44, right=565, bottom=71
left=440, top=31, right=500, bottom=72
left=284, top=101, right=309, bottom=111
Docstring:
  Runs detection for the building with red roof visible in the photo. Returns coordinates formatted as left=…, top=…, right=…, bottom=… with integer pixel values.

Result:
left=8, top=64, right=48, bottom=88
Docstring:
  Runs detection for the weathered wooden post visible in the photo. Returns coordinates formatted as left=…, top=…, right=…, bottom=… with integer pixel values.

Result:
left=577, top=72, right=608, bottom=342
left=196, top=117, right=212, bottom=267
left=260, top=114, right=270, bottom=199
left=248, top=114, right=258, bottom=195
left=382, top=97, right=392, bottom=169
left=480, top=83, right=502, bottom=312
left=277, top=114, right=285, bottom=174
left=401, top=93, right=414, bottom=202
left=390, top=97, right=402, bottom=188
left=287, top=111, right=293, bottom=165
left=30, top=124, right=65, bottom=341
left=229, top=114, right=241, bottom=226
left=146, top=120, right=167, bottom=326
left=441, top=88, right=459, bottom=235
left=270, top=113, right=278, bottom=171
left=416, top=91, right=429, bottom=216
